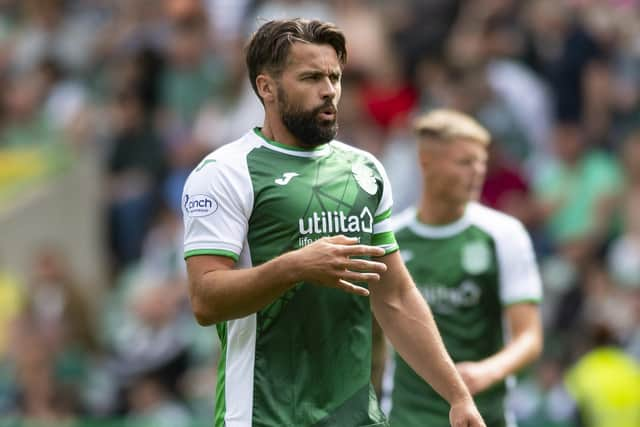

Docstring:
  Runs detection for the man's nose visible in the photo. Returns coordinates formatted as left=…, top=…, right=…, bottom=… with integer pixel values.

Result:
left=320, top=77, right=337, bottom=99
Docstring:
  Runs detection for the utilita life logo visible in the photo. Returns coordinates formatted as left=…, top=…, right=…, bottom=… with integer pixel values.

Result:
left=297, top=207, right=373, bottom=247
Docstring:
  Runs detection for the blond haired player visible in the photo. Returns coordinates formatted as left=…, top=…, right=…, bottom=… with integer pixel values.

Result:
left=382, top=109, right=543, bottom=427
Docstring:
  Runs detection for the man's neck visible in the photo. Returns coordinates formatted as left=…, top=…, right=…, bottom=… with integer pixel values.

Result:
left=262, top=114, right=301, bottom=148
left=417, top=195, right=466, bottom=226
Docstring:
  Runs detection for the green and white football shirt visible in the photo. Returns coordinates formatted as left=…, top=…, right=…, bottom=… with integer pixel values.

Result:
left=388, top=202, right=542, bottom=427
left=182, top=128, right=398, bottom=427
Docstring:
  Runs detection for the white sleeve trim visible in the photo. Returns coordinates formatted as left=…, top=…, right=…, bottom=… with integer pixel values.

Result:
left=468, top=204, right=543, bottom=305
left=389, top=207, right=417, bottom=232
left=373, top=217, right=395, bottom=234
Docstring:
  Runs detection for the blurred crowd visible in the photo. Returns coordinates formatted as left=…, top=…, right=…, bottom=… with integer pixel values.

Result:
left=0, top=0, right=639, bottom=426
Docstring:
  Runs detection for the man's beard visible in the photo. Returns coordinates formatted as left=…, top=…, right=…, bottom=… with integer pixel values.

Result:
left=278, top=86, right=338, bottom=148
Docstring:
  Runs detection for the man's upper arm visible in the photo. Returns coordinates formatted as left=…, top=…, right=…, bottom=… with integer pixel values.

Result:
left=504, top=303, right=541, bottom=337
left=186, top=254, right=235, bottom=294
left=371, top=250, right=414, bottom=299
left=186, top=254, right=235, bottom=281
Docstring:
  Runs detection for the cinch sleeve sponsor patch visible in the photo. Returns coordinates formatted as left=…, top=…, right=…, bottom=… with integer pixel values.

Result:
left=184, top=194, right=219, bottom=217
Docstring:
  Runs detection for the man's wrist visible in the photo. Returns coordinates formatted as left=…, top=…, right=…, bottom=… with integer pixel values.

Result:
left=272, top=250, right=302, bottom=284
left=480, top=359, right=504, bottom=387
left=449, top=395, right=476, bottom=414
left=446, top=380, right=474, bottom=407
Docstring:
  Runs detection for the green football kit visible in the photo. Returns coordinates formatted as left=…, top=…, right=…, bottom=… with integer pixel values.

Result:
left=388, top=203, right=542, bottom=427
left=182, top=128, right=399, bottom=427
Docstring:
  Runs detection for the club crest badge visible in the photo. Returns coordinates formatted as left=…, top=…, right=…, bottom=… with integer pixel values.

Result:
left=352, top=163, right=378, bottom=195
left=461, top=240, right=491, bottom=274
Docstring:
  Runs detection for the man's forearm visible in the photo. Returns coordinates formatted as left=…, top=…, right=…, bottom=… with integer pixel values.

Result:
left=371, top=253, right=471, bottom=406
left=481, top=328, right=542, bottom=384
left=187, top=236, right=388, bottom=325
left=476, top=304, right=543, bottom=385
left=188, top=253, right=299, bottom=325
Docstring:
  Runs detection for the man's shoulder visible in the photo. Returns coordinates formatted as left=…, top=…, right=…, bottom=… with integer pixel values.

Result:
left=467, top=202, right=528, bottom=239
left=211, top=131, right=261, bottom=162
left=389, top=207, right=417, bottom=233
left=193, top=131, right=260, bottom=172
left=185, top=131, right=262, bottom=192
left=329, top=140, right=388, bottom=174
left=330, top=140, right=381, bottom=162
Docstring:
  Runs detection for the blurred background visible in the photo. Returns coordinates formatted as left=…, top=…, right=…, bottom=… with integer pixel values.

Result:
left=0, top=0, right=639, bottom=426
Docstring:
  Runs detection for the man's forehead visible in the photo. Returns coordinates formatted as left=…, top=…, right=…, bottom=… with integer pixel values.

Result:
left=286, top=42, right=341, bottom=71
left=420, top=137, right=487, bottom=155
left=451, top=138, right=488, bottom=158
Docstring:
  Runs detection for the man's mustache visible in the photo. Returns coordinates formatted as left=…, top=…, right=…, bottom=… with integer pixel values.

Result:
left=313, top=101, right=337, bottom=115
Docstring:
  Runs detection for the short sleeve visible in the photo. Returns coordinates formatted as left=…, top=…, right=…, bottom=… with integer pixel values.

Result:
left=369, top=156, right=399, bottom=255
left=182, top=154, right=253, bottom=262
left=496, top=219, right=543, bottom=306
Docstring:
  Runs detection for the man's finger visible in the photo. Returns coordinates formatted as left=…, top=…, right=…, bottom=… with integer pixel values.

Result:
left=341, top=270, right=381, bottom=283
left=324, top=235, right=359, bottom=245
left=337, top=279, right=370, bottom=296
left=339, top=244, right=385, bottom=257
left=346, top=258, right=388, bottom=274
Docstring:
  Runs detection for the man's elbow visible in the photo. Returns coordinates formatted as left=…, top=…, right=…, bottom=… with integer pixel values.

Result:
left=193, top=311, right=218, bottom=326
left=531, top=328, right=544, bottom=360
left=190, top=294, right=221, bottom=326
left=521, top=327, right=544, bottom=364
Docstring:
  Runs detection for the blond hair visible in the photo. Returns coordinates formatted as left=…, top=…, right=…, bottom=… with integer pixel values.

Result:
left=413, top=109, right=491, bottom=146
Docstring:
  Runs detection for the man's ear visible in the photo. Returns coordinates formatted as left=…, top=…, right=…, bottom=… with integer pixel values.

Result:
left=256, top=74, right=276, bottom=104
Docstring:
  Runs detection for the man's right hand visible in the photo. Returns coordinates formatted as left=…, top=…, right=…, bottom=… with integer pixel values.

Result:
left=285, top=235, right=388, bottom=296
left=449, top=397, right=486, bottom=427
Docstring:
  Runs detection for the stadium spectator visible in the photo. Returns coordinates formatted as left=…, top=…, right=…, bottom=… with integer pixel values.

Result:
left=534, top=119, right=623, bottom=265
left=106, top=85, right=168, bottom=269
left=564, top=323, right=640, bottom=427
left=607, top=129, right=640, bottom=289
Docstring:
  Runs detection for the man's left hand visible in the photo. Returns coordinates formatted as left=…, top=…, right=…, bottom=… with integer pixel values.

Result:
left=456, top=361, right=498, bottom=395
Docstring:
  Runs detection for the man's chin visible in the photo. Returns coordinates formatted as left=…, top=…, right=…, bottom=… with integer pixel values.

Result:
left=316, top=118, right=337, bottom=129
left=299, top=135, right=335, bottom=148
left=308, top=125, right=338, bottom=145
left=283, top=120, right=338, bottom=147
